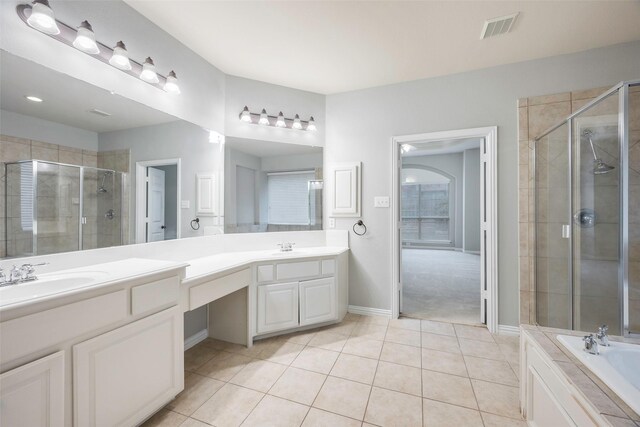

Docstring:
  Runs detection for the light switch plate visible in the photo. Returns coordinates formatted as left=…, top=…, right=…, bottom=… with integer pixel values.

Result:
left=181, top=200, right=190, bottom=209
left=374, top=196, right=390, bottom=208
left=328, top=217, right=335, bottom=228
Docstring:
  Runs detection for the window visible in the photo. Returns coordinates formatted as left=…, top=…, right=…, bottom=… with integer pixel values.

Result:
left=401, top=175, right=452, bottom=244
left=267, top=171, right=315, bottom=225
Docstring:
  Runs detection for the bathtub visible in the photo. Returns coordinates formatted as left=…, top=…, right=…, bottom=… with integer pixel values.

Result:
left=557, top=335, right=640, bottom=415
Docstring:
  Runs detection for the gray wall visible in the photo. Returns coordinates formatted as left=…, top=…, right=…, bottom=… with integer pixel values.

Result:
left=1, top=109, right=99, bottom=151
left=224, top=148, right=262, bottom=227
left=325, top=41, right=640, bottom=327
left=463, top=148, right=481, bottom=253
left=154, top=165, right=178, bottom=240
left=98, top=120, right=222, bottom=241
left=403, top=153, right=464, bottom=249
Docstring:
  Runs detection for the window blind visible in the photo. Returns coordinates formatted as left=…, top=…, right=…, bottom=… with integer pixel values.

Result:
left=267, top=171, right=314, bottom=225
left=20, top=162, right=33, bottom=231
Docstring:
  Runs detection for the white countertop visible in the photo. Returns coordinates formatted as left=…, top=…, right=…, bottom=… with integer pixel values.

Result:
left=184, top=246, right=349, bottom=285
left=0, top=258, right=188, bottom=313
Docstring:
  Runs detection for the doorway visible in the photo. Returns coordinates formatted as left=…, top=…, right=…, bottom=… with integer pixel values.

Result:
left=135, top=159, right=181, bottom=243
left=391, top=127, right=498, bottom=332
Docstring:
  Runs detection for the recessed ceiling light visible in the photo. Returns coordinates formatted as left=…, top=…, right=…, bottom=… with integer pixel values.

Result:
left=25, top=95, right=43, bottom=102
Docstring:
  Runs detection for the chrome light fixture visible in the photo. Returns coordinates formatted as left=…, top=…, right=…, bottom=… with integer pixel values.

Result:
left=26, top=0, right=59, bottom=35
left=292, top=114, right=302, bottom=130
left=164, top=71, right=180, bottom=94
left=73, top=20, right=100, bottom=54
left=109, top=41, right=132, bottom=70
left=140, top=57, right=159, bottom=84
left=259, top=109, right=270, bottom=125
left=275, top=112, right=286, bottom=128
left=307, top=116, right=317, bottom=131
left=240, top=106, right=252, bottom=123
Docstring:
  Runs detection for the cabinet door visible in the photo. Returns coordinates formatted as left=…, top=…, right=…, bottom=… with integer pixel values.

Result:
left=257, top=282, right=299, bottom=334
left=330, top=162, right=361, bottom=217
left=0, top=351, right=64, bottom=427
left=74, top=306, right=183, bottom=427
left=299, top=277, right=336, bottom=326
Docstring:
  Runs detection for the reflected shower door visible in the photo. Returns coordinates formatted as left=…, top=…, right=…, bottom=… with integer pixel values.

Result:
left=536, top=123, right=572, bottom=329
left=83, top=168, right=120, bottom=249
left=572, top=93, right=621, bottom=335
left=627, top=83, right=640, bottom=334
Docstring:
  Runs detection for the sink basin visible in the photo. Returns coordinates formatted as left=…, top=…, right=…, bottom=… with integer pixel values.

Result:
left=0, top=270, right=109, bottom=306
left=270, top=250, right=306, bottom=256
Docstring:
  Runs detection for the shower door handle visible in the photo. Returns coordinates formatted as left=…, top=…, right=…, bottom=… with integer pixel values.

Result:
left=81, top=217, right=87, bottom=225
left=562, top=224, right=571, bottom=239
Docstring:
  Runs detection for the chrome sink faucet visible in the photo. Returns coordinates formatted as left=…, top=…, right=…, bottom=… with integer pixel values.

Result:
left=278, top=242, right=295, bottom=252
left=583, top=334, right=599, bottom=355
left=596, top=324, right=610, bottom=347
left=0, top=262, right=48, bottom=287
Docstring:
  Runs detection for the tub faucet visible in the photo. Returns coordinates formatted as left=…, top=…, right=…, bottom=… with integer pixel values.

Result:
left=596, top=325, right=610, bottom=347
left=583, top=334, right=599, bottom=355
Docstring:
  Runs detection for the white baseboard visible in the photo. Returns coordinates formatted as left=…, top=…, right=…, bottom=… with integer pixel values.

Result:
left=184, top=329, right=208, bottom=351
left=348, top=305, right=392, bottom=318
left=463, top=250, right=481, bottom=255
left=498, top=324, right=520, bottom=336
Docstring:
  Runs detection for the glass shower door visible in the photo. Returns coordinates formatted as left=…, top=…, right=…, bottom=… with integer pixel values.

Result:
left=82, top=168, right=120, bottom=250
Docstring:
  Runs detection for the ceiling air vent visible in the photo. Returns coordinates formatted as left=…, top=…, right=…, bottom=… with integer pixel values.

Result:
left=88, top=108, right=111, bottom=117
left=480, top=12, right=519, bottom=39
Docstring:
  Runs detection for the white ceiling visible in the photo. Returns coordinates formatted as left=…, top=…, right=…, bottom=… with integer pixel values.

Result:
left=226, top=136, right=323, bottom=158
left=124, top=1, right=640, bottom=94
left=0, top=51, right=178, bottom=133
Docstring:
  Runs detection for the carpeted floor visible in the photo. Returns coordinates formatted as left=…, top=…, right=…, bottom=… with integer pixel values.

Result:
left=401, top=248, right=481, bottom=325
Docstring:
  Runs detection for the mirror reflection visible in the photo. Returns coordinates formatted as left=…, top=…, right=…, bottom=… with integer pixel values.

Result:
left=0, top=50, right=323, bottom=258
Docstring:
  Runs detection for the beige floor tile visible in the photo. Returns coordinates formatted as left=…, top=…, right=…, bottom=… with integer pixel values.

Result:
left=385, top=327, right=421, bottom=347
left=301, top=408, right=361, bottom=427
left=422, top=349, right=468, bottom=377
left=222, top=338, right=276, bottom=358
left=184, top=344, right=219, bottom=372
left=313, top=376, right=372, bottom=420
left=471, top=380, right=521, bottom=419
left=380, top=342, right=421, bottom=368
left=344, top=312, right=363, bottom=321
left=342, top=337, right=384, bottom=359
left=191, top=383, right=263, bottom=427
left=167, top=373, right=224, bottom=416
left=330, top=353, right=378, bottom=384
left=421, top=332, right=460, bottom=354
left=308, top=330, right=348, bottom=352
left=464, top=356, right=519, bottom=386
left=242, top=395, right=309, bottom=427
left=196, top=352, right=253, bottom=382
left=389, top=317, right=422, bottom=331
left=256, top=341, right=305, bottom=365
left=178, top=418, right=210, bottom=427
left=421, top=320, right=456, bottom=336
left=281, top=330, right=318, bottom=346
left=458, top=338, right=505, bottom=360
left=269, top=367, right=327, bottom=405
left=351, top=323, right=388, bottom=341
left=374, top=361, right=422, bottom=396
left=291, top=346, right=339, bottom=374
left=358, top=314, right=390, bottom=326
left=481, top=412, right=527, bottom=427
left=141, top=409, right=187, bottom=427
left=421, top=370, right=478, bottom=409
left=321, top=320, right=358, bottom=336
left=423, top=398, right=483, bottom=427
left=229, top=359, right=287, bottom=392
left=454, top=324, right=495, bottom=343
left=364, top=387, right=422, bottom=427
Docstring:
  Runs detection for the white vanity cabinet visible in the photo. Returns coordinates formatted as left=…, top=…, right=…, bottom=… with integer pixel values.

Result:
left=299, top=277, right=336, bottom=326
left=257, top=282, right=299, bottom=334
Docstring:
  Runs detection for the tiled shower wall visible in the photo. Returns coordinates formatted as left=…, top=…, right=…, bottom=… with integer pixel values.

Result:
left=518, top=85, right=640, bottom=333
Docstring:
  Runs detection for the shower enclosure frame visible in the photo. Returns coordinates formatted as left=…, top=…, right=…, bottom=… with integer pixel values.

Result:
left=533, top=79, right=639, bottom=338
left=4, top=159, right=124, bottom=256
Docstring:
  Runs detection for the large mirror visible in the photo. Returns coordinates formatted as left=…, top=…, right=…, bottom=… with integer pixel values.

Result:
left=0, top=50, right=323, bottom=258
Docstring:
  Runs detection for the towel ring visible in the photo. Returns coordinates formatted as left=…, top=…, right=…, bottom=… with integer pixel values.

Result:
left=190, top=218, right=200, bottom=230
left=353, top=220, right=367, bottom=236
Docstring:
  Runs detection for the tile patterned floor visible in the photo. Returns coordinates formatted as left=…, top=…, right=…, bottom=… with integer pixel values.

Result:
left=142, top=315, right=525, bottom=427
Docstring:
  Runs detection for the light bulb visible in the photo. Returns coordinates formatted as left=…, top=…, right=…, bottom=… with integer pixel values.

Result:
left=25, top=95, right=43, bottom=102
left=26, top=0, right=60, bottom=35
left=307, top=116, right=317, bottom=131
left=275, top=112, right=286, bottom=128
left=164, top=71, right=180, bottom=94
left=240, top=106, right=252, bottom=123
left=259, top=109, right=269, bottom=125
left=73, top=21, right=100, bottom=54
left=140, top=57, right=159, bottom=84
left=109, top=41, right=131, bottom=70
left=292, top=114, right=302, bottom=130
left=401, top=144, right=416, bottom=153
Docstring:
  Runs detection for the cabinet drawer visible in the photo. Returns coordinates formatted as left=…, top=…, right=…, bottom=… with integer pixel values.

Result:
left=321, top=259, right=335, bottom=276
left=257, top=264, right=274, bottom=283
left=131, top=276, right=180, bottom=316
left=276, top=261, right=320, bottom=281
left=0, top=290, right=127, bottom=363
left=190, top=268, right=251, bottom=310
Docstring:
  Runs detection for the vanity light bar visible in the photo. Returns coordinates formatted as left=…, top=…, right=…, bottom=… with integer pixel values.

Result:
left=16, top=2, right=180, bottom=94
left=238, top=106, right=317, bottom=131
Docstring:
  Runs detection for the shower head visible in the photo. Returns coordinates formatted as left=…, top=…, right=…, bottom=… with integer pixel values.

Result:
left=582, top=129, right=615, bottom=175
left=98, top=171, right=114, bottom=193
